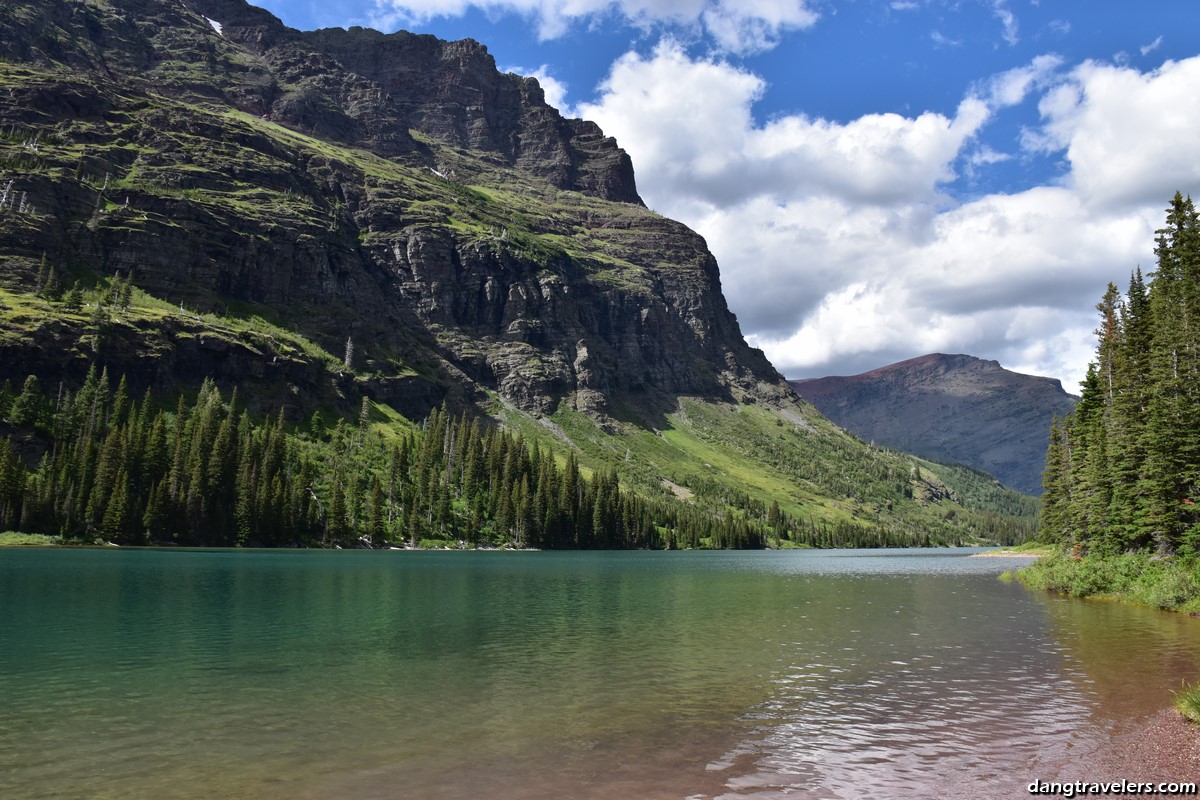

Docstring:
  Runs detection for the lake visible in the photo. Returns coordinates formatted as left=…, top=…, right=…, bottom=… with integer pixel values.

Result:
left=1, top=548, right=1198, bottom=799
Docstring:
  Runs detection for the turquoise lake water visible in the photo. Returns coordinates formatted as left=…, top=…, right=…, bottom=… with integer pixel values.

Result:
left=2, top=548, right=1198, bottom=799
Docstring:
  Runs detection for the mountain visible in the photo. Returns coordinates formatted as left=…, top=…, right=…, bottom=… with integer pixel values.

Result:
left=791, top=354, right=1079, bottom=495
left=0, top=0, right=1038, bottom=545
left=0, top=0, right=778, bottom=420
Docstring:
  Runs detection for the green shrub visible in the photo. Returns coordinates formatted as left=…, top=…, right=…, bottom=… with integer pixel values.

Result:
left=1017, top=552, right=1200, bottom=611
left=1141, top=569, right=1195, bottom=609
left=1020, top=553, right=1114, bottom=597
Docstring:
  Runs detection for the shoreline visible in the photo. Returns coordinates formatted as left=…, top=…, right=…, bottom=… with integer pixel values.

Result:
left=1015, top=551, right=1200, bottom=614
left=0, top=536, right=1052, bottom=554
left=1090, top=709, right=1200, bottom=793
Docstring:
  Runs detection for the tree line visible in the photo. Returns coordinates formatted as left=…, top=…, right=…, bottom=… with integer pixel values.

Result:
left=0, top=365, right=997, bottom=550
left=0, top=367, right=834, bottom=549
left=1040, top=193, right=1200, bottom=555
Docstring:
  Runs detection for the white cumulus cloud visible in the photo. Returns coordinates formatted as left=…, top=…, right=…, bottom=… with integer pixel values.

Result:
left=577, top=46, right=1199, bottom=387
left=503, top=64, right=573, bottom=113
left=1028, top=56, right=1200, bottom=211
left=370, top=0, right=816, bottom=52
left=979, top=54, right=1063, bottom=108
left=578, top=41, right=989, bottom=211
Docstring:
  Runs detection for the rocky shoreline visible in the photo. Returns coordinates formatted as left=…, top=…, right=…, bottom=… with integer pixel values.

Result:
left=1089, top=710, right=1200, bottom=796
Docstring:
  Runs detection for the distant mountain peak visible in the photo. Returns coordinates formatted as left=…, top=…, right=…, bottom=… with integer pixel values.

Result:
left=790, top=354, right=1078, bottom=494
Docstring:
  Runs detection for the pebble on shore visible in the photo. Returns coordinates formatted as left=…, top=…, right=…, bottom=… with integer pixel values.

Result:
left=1091, top=710, right=1200, bottom=796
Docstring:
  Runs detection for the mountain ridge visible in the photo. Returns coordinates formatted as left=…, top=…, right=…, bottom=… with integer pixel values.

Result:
left=791, top=353, right=1079, bottom=494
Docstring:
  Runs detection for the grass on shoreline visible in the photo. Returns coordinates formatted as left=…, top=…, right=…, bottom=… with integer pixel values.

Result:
left=0, top=531, right=60, bottom=546
left=986, top=541, right=1055, bottom=557
left=1003, top=541, right=1056, bottom=554
left=1016, top=551, right=1200, bottom=613
left=1177, top=683, right=1200, bottom=725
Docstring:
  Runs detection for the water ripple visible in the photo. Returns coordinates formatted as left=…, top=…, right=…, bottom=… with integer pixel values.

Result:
left=2, top=549, right=1198, bottom=800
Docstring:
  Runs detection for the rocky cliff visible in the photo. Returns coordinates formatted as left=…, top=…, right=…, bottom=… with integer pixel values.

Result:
left=791, top=354, right=1079, bottom=494
left=0, top=0, right=780, bottom=420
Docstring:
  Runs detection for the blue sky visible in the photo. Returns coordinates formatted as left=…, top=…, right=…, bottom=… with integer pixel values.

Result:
left=242, top=0, right=1200, bottom=389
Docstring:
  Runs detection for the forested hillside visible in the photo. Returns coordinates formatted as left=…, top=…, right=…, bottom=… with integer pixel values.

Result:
left=0, top=365, right=1000, bottom=549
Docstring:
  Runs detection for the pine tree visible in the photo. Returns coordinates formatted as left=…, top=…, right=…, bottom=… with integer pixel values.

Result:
left=143, top=479, right=171, bottom=542
left=1108, top=270, right=1152, bottom=548
left=100, top=469, right=131, bottom=543
left=36, top=254, right=62, bottom=300
left=85, top=426, right=124, bottom=532
left=63, top=282, right=83, bottom=312
left=0, top=437, right=25, bottom=530
left=110, top=375, right=130, bottom=430
left=367, top=474, right=385, bottom=544
left=328, top=479, right=348, bottom=542
left=233, top=441, right=255, bottom=547
left=1041, top=194, right=1200, bottom=555
left=1143, top=194, right=1200, bottom=552
left=9, top=374, right=42, bottom=426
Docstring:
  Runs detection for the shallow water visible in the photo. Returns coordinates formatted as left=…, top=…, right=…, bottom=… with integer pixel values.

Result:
left=0, top=548, right=1197, bottom=799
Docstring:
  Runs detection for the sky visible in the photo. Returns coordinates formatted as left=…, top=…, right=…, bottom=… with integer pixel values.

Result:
left=246, top=0, right=1200, bottom=391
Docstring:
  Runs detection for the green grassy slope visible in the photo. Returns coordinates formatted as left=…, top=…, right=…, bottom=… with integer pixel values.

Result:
left=498, top=395, right=1037, bottom=546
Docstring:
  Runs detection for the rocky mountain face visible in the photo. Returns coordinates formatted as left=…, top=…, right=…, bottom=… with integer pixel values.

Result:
left=0, top=2, right=1047, bottom=544
left=0, top=0, right=782, bottom=420
left=791, top=354, right=1079, bottom=494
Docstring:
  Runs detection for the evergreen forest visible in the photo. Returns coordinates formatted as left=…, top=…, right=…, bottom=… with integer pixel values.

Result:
left=1039, top=193, right=1200, bottom=555
left=0, top=367, right=967, bottom=550
left=1024, top=193, right=1200, bottom=612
